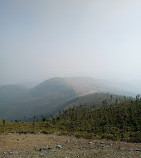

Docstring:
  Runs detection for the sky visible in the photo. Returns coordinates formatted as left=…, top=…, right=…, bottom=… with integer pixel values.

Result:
left=0, top=0, right=141, bottom=87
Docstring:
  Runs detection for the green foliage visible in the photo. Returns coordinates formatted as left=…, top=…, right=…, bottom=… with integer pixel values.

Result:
left=50, top=95, right=141, bottom=142
left=2, top=119, right=5, bottom=127
left=128, top=132, right=141, bottom=143
left=0, top=95, right=140, bottom=143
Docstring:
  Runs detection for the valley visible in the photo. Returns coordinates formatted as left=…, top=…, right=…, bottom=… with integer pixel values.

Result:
left=0, top=77, right=135, bottom=120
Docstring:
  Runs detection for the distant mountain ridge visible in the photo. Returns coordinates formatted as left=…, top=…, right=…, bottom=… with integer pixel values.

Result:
left=0, top=77, right=136, bottom=120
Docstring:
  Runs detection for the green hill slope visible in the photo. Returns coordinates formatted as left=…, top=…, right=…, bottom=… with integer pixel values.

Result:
left=50, top=96, right=141, bottom=142
left=0, top=96, right=140, bottom=142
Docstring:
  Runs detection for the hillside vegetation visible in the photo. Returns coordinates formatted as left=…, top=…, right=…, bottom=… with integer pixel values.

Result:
left=51, top=95, right=141, bottom=142
left=0, top=95, right=140, bottom=143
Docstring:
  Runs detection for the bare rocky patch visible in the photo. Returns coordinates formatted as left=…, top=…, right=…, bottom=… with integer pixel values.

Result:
left=0, top=133, right=141, bottom=158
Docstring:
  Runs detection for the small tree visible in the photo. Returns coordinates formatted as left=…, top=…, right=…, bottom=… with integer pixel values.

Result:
left=32, top=115, right=36, bottom=128
left=41, top=116, right=46, bottom=122
left=2, top=119, right=5, bottom=127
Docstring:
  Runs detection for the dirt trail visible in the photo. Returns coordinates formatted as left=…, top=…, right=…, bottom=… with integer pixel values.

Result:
left=0, top=133, right=141, bottom=158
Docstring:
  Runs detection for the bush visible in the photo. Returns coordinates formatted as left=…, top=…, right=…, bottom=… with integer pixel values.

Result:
left=128, top=132, right=141, bottom=143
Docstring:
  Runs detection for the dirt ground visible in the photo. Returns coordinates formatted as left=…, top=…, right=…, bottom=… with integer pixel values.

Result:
left=0, top=133, right=141, bottom=158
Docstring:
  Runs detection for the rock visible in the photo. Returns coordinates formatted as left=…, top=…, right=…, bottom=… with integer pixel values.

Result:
left=127, top=148, right=141, bottom=152
left=2, top=151, right=19, bottom=156
left=99, top=143, right=106, bottom=149
left=12, top=151, right=19, bottom=154
left=66, top=139, right=70, bottom=143
left=134, top=148, right=141, bottom=151
left=56, top=145, right=62, bottom=149
left=36, top=132, right=41, bottom=135
left=21, top=131, right=28, bottom=134
left=40, top=152, right=50, bottom=156
left=39, top=145, right=54, bottom=151
left=39, top=145, right=48, bottom=151
left=48, top=147, right=54, bottom=150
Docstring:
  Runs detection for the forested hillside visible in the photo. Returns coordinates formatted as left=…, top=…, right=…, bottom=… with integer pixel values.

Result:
left=0, top=96, right=140, bottom=142
left=50, top=95, right=141, bottom=142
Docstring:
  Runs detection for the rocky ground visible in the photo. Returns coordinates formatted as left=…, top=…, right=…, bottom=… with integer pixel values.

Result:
left=0, top=133, right=141, bottom=158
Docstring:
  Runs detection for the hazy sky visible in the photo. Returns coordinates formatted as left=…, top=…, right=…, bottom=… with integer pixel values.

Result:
left=1, top=0, right=141, bottom=85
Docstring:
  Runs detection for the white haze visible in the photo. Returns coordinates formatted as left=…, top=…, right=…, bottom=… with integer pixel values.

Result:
left=0, top=0, right=141, bottom=94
